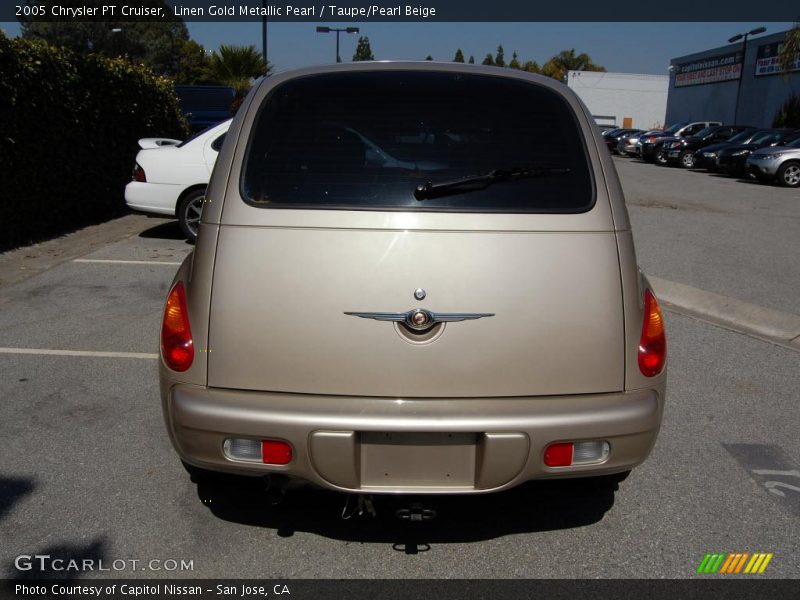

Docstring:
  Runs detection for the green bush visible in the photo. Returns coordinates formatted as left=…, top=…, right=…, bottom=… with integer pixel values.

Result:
left=0, top=32, right=188, bottom=252
left=772, top=93, right=800, bottom=129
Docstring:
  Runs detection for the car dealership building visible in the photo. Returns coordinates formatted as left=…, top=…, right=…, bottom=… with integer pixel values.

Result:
left=567, top=70, right=669, bottom=130
left=666, top=29, right=800, bottom=128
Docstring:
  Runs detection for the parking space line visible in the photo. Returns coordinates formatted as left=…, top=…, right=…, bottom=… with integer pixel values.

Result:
left=73, top=259, right=183, bottom=266
left=0, top=347, right=158, bottom=359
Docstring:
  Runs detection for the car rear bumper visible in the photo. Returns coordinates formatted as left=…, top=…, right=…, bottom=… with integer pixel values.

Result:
left=163, top=384, right=665, bottom=494
left=124, top=181, right=185, bottom=216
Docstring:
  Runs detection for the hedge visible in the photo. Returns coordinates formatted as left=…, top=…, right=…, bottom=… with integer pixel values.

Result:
left=0, top=32, right=188, bottom=252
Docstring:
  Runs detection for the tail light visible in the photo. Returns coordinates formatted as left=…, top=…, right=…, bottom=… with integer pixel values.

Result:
left=161, top=281, right=193, bottom=372
left=133, top=163, right=146, bottom=182
left=638, top=288, right=666, bottom=377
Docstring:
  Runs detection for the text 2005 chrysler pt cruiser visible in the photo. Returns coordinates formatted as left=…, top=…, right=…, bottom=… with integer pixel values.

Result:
left=159, top=62, right=667, bottom=494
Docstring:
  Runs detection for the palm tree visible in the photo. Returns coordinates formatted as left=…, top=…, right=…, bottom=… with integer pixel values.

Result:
left=779, top=24, right=800, bottom=75
left=541, top=49, right=605, bottom=82
left=203, top=45, right=271, bottom=97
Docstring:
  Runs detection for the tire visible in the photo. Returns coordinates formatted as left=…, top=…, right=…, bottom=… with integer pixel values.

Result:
left=654, top=148, right=668, bottom=166
left=679, top=150, right=696, bottom=169
left=177, top=188, right=206, bottom=241
left=776, top=161, right=800, bottom=188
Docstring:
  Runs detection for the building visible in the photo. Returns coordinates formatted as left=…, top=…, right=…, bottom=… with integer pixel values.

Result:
left=566, top=71, right=669, bottom=130
left=666, top=29, right=800, bottom=128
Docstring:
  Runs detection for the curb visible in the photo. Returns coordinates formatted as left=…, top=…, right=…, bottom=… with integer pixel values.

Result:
left=649, top=276, right=800, bottom=351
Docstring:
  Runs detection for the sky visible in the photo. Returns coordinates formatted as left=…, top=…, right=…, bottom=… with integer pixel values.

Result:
left=1, top=21, right=793, bottom=75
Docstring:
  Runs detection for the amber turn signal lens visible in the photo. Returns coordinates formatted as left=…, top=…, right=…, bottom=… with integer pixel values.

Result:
left=638, top=288, right=666, bottom=377
left=161, top=281, right=194, bottom=372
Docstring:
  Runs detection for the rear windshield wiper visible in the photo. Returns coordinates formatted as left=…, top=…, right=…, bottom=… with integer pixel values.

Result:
left=413, top=166, right=571, bottom=201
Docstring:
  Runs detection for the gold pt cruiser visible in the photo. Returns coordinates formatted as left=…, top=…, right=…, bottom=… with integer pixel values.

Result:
left=159, top=62, right=667, bottom=495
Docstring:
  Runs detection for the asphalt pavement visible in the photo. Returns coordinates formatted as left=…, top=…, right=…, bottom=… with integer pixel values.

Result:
left=0, top=159, right=798, bottom=579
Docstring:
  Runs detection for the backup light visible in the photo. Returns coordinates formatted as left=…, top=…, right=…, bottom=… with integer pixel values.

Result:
left=223, top=438, right=293, bottom=465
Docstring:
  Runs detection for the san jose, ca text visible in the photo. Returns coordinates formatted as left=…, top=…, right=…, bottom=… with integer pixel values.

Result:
left=15, top=584, right=291, bottom=597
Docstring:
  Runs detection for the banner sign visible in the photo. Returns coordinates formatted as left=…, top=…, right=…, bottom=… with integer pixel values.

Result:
left=755, top=41, right=800, bottom=76
left=6, top=0, right=800, bottom=22
left=673, top=51, right=743, bottom=87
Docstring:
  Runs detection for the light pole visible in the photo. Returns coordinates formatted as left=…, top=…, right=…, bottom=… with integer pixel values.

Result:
left=316, top=26, right=359, bottom=63
left=728, top=26, right=766, bottom=123
left=261, top=0, right=268, bottom=74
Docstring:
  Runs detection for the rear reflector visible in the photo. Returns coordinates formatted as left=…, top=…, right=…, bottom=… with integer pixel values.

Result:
left=262, top=440, right=293, bottom=465
left=544, top=441, right=610, bottom=467
left=544, top=442, right=573, bottom=467
left=638, top=288, right=667, bottom=377
left=161, top=281, right=193, bottom=372
left=223, top=438, right=293, bottom=465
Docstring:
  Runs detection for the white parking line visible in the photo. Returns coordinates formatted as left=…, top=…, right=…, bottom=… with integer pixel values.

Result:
left=73, top=259, right=183, bottom=266
left=0, top=347, right=158, bottom=359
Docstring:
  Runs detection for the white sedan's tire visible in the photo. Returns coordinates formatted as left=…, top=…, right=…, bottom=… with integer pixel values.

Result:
left=177, top=188, right=205, bottom=241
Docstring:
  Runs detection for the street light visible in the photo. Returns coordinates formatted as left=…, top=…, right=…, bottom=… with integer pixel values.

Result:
left=316, top=26, right=360, bottom=63
left=727, top=26, right=766, bottom=123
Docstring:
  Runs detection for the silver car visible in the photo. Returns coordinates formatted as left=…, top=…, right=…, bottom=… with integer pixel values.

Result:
left=745, top=137, right=800, bottom=187
left=159, top=63, right=667, bottom=496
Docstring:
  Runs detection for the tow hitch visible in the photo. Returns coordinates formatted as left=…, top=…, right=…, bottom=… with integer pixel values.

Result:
left=395, top=502, right=437, bottom=522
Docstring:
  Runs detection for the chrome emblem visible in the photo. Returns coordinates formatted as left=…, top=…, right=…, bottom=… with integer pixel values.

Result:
left=414, top=288, right=426, bottom=300
left=344, top=309, right=494, bottom=332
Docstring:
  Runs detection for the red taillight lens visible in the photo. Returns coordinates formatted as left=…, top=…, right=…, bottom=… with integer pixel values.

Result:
left=262, top=440, right=292, bottom=465
left=133, top=163, right=146, bottom=182
left=638, top=288, right=666, bottom=377
left=544, top=442, right=574, bottom=467
left=161, top=281, right=193, bottom=372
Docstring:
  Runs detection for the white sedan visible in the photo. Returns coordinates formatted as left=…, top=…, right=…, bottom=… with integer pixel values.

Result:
left=125, top=119, right=231, bottom=240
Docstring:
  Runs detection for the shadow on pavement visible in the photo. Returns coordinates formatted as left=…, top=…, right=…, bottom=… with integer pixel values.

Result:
left=138, top=220, right=191, bottom=243
left=194, top=474, right=619, bottom=552
left=0, top=476, right=35, bottom=523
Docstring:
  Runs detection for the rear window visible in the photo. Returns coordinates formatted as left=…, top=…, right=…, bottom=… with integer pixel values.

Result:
left=241, top=71, right=594, bottom=213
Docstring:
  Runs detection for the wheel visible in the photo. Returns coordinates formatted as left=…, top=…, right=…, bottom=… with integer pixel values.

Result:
left=654, top=148, right=668, bottom=165
left=177, top=188, right=206, bottom=241
left=776, top=161, right=800, bottom=188
left=679, top=150, right=696, bottom=169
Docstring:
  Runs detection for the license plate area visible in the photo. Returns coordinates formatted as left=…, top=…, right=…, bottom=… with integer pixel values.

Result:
left=360, top=432, right=477, bottom=490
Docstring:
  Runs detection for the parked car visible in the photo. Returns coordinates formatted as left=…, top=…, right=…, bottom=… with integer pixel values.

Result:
left=745, top=136, right=800, bottom=187
left=175, top=85, right=236, bottom=132
left=617, top=130, right=662, bottom=157
left=160, top=63, right=667, bottom=497
left=604, top=128, right=642, bottom=154
left=716, top=129, right=800, bottom=177
left=694, top=128, right=764, bottom=171
left=641, top=121, right=722, bottom=164
left=125, top=119, right=231, bottom=240
left=664, top=125, right=752, bottom=168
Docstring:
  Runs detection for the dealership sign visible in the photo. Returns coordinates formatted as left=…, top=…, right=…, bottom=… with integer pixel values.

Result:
left=674, top=51, right=743, bottom=87
left=755, top=42, right=800, bottom=76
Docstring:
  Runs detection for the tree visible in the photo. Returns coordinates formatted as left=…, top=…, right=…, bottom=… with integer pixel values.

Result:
left=540, top=48, right=605, bottom=82
left=20, top=0, right=190, bottom=76
left=522, top=60, right=540, bottom=73
left=352, top=36, right=374, bottom=61
left=773, top=93, right=800, bottom=128
left=468, top=56, right=475, bottom=64
left=494, top=45, right=505, bottom=67
left=509, top=51, right=521, bottom=70
left=453, top=48, right=465, bottom=63
left=174, top=39, right=208, bottom=84
left=779, top=24, right=800, bottom=75
left=204, top=45, right=270, bottom=97
left=481, top=53, right=494, bottom=66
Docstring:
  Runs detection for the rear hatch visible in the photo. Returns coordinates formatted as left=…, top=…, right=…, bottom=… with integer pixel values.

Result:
left=207, top=69, right=624, bottom=398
